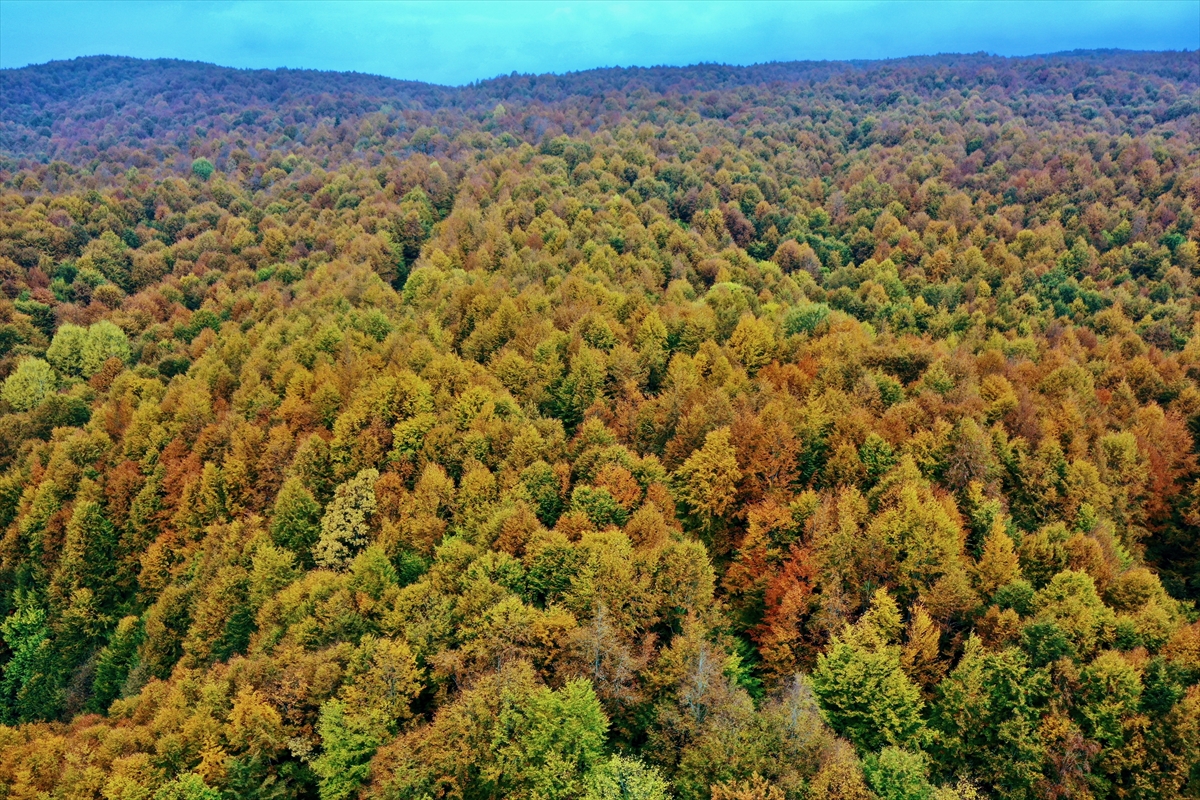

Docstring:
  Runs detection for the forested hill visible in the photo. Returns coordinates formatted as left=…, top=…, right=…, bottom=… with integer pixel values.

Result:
left=2, top=51, right=1197, bottom=167
left=0, top=49, right=1199, bottom=800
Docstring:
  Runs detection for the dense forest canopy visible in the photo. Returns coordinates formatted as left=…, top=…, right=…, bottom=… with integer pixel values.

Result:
left=0, top=49, right=1198, bottom=800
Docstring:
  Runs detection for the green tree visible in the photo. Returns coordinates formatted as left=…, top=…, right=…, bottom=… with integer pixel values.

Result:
left=314, top=468, right=379, bottom=569
left=522, top=460, right=565, bottom=527
left=192, top=157, right=216, bottom=180
left=45, top=323, right=88, bottom=375
left=572, top=485, right=629, bottom=529
left=811, top=591, right=926, bottom=753
left=490, top=677, right=610, bottom=799
left=271, top=476, right=323, bottom=565
left=584, top=755, right=671, bottom=800
left=51, top=490, right=119, bottom=608
left=313, top=699, right=384, bottom=800
left=1027, top=570, right=1116, bottom=661
left=1076, top=650, right=1144, bottom=795
left=0, top=593, right=63, bottom=722
left=930, top=637, right=1045, bottom=798
left=88, top=615, right=143, bottom=713
left=340, top=634, right=423, bottom=730
left=2, top=357, right=55, bottom=411
left=863, top=747, right=937, bottom=800
left=153, top=772, right=221, bottom=800
left=81, top=320, right=131, bottom=376
left=674, top=427, right=742, bottom=526
left=378, top=663, right=610, bottom=800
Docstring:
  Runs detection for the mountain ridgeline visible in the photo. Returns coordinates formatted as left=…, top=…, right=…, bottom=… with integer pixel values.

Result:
left=0, top=50, right=1198, bottom=800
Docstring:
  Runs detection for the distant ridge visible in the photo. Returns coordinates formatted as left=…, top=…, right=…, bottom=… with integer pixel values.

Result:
left=1, top=50, right=1196, bottom=166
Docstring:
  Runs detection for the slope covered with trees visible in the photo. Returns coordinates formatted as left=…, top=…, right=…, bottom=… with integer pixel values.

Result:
left=0, top=50, right=1198, bottom=800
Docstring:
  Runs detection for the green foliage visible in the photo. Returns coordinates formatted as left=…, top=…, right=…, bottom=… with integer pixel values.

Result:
left=271, top=477, right=323, bottom=564
left=2, top=357, right=55, bottom=411
left=930, top=638, right=1045, bottom=798
left=1028, top=570, right=1116, bottom=660
left=674, top=427, right=742, bottom=525
left=783, top=301, right=831, bottom=336
left=88, top=614, right=144, bottom=713
left=80, top=319, right=132, bottom=375
left=863, top=747, right=936, bottom=800
left=572, top=485, right=629, bottom=528
left=154, top=773, right=221, bottom=800
left=491, top=678, right=610, bottom=799
left=46, top=320, right=132, bottom=377
left=45, top=323, right=88, bottom=375
left=812, top=593, right=926, bottom=753
left=585, top=755, right=672, bottom=800
left=522, top=461, right=565, bottom=527
left=314, top=469, right=379, bottom=568
left=313, top=700, right=384, bottom=800
left=0, top=594, right=62, bottom=723
left=191, top=157, right=216, bottom=180
left=378, top=664, right=609, bottom=800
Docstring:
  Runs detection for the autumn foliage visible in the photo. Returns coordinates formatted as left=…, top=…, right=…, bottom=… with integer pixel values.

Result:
left=0, top=50, right=1198, bottom=799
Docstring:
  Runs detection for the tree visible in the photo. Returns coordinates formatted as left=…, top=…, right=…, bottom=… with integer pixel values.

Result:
left=225, top=688, right=289, bottom=790
left=572, top=485, right=629, bottom=529
left=863, top=747, right=937, bottom=800
left=45, top=323, right=88, bottom=375
left=942, top=419, right=995, bottom=491
left=491, top=679, right=610, bottom=800
left=930, top=637, right=1045, bottom=798
left=1076, top=650, right=1144, bottom=795
left=2, top=357, right=55, bottom=411
left=902, top=604, right=945, bottom=695
left=340, top=635, right=423, bottom=729
left=314, top=468, right=379, bottom=569
left=51, top=490, right=119, bottom=609
left=271, top=476, right=323, bottom=565
left=153, top=773, right=221, bottom=800
left=674, top=427, right=742, bottom=526
left=375, top=662, right=609, bottom=800
left=782, top=301, right=831, bottom=336
left=772, top=240, right=821, bottom=278
left=1027, top=570, right=1116, bottom=661
left=710, top=773, right=784, bottom=800
left=584, top=755, right=671, bottom=800
left=313, top=699, right=383, bottom=800
left=0, top=593, right=63, bottom=722
left=811, top=591, right=926, bottom=753
left=522, top=461, right=566, bottom=527
left=973, top=527, right=1020, bottom=598
left=80, top=320, right=131, bottom=377
left=807, top=743, right=875, bottom=800
left=192, top=158, right=216, bottom=180
left=89, top=615, right=143, bottom=713
left=729, top=315, right=776, bottom=375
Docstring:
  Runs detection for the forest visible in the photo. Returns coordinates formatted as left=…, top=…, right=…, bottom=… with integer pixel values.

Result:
left=0, top=48, right=1198, bottom=800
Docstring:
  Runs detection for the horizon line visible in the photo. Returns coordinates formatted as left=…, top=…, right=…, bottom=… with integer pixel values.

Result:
left=4, top=48, right=1197, bottom=89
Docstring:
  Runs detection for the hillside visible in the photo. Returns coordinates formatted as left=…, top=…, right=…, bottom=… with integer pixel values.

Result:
left=3, top=51, right=1197, bottom=168
left=0, top=50, right=1199, bottom=800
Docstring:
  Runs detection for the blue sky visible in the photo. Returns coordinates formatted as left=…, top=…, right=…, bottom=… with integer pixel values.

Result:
left=1, top=0, right=1196, bottom=85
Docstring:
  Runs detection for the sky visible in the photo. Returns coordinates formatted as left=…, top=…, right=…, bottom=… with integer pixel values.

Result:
left=0, top=0, right=1197, bottom=86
